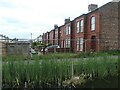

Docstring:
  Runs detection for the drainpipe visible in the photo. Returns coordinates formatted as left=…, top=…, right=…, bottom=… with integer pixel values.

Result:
left=85, top=39, right=87, bottom=53
left=98, top=38, right=100, bottom=52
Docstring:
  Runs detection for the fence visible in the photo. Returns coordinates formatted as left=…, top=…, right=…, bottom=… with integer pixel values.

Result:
left=0, top=38, right=119, bottom=56
left=40, top=38, right=119, bottom=54
left=1, top=38, right=119, bottom=88
left=0, top=42, right=2, bottom=90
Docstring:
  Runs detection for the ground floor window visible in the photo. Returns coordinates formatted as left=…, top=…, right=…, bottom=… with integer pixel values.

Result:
left=80, top=38, right=83, bottom=51
left=77, top=38, right=79, bottom=51
left=76, top=38, right=83, bottom=51
left=65, top=39, right=70, bottom=48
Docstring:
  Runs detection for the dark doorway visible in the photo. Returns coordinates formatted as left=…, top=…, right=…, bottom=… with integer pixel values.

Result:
left=91, top=36, right=96, bottom=52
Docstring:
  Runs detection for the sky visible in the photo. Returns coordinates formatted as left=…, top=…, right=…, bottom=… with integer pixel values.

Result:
left=0, top=0, right=112, bottom=39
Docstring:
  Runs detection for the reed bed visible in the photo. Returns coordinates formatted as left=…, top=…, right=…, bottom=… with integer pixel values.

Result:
left=2, top=55, right=119, bottom=88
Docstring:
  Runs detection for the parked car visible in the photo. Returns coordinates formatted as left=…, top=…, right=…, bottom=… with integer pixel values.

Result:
left=41, top=45, right=60, bottom=52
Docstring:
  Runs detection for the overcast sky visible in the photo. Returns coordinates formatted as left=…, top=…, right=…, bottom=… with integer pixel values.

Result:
left=0, top=0, right=112, bottom=39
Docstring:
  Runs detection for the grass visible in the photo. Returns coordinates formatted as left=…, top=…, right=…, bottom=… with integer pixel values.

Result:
left=2, top=50, right=120, bottom=61
left=2, top=54, right=119, bottom=88
left=2, top=50, right=119, bottom=88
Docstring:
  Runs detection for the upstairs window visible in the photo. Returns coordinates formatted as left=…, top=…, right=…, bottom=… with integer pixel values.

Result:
left=76, top=20, right=84, bottom=33
left=68, top=26, right=71, bottom=35
left=65, top=26, right=68, bottom=35
left=66, top=25, right=71, bottom=35
left=80, top=20, right=84, bottom=32
left=91, top=16, right=95, bottom=31
left=77, top=22, right=79, bottom=33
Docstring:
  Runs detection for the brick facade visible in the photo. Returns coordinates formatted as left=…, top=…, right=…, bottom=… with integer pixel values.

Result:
left=59, top=25, right=65, bottom=48
left=49, top=30, right=54, bottom=45
left=73, top=14, right=86, bottom=52
left=99, top=2, right=119, bottom=51
left=86, top=11, right=100, bottom=52
left=42, top=1, right=120, bottom=52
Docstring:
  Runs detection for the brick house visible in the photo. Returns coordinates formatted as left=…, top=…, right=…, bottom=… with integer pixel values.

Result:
left=59, top=25, right=65, bottom=48
left=46, top=32, right=50, bottom=44
left=73, top=1, right=120, bottom=52
left=59, top=18, right=73, bottom=51
left=73, top=14, right=87, bottom=52
left=98, top=1, right=119, bottom=51
left=85, top=1, right=119, bottom=52
left=42, top=0, right=120, bottom=53
left=54, top=25, right=60, bottom=45
left=86, top=9, right=100, bottom=52
left=49, top=30, right=54, bottom=45
left=42, top=33, right=46, bottom=44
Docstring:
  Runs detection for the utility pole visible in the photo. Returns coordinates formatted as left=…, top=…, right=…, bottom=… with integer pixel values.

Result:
left=31, top=33, right=32, bottom=42
left=30, top=33, right=33, bottom=58
left=30, top=33, right=32, bottom=46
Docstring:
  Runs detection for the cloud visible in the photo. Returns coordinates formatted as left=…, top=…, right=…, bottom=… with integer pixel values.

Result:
left=0, top=0, right=16, bottom=9
left=0, top=0, right=112, bottom=39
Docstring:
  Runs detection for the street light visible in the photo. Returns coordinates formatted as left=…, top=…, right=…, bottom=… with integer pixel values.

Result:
left=30, top=33, right=32, bottom=45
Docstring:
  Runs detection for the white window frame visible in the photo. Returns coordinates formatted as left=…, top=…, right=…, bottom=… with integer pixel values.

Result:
left=91, top=16, right=95, bottom=31
left=80, top=38, right=83, bottom=51
left=68, top=26, right=71, bottom=35
left=68, top=39, right=70, bottom=48
left=80, top=20, right=84, bottom=32
left=76, top=38, right=79, bottom=51
left=65, top=26, right=68, bottom=35
left=65, top=39, right=70, bottom=48
left=66, top=25, right=71, bottom=35
left=77, top=22, right=79, bottom=33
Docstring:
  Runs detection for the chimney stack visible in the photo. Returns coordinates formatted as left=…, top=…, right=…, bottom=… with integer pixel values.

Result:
left=88, top=4, right=98, bottom=12
left=65, top=17, right=70, bottom=24
left=54, top=24, right=58, bottom=29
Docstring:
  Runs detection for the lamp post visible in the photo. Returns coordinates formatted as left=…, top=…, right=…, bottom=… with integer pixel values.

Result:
left=31, top=33, right=32, bottom=42
left=30, top=33, right=32, bottom=46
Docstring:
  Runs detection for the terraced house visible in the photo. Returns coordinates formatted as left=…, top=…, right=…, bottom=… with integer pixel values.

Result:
left=42, top=0, right=120, bottom=53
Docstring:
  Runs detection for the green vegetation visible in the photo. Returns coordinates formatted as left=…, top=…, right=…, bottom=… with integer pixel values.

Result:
left=2, top=50, right=120, bottom=61
left=2, top=54, right=119, bottom=88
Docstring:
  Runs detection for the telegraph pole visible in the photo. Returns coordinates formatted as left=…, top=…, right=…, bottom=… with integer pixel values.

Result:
left=31, top=33, right=32, bottom=46
left=31, top=33, right=32, bottom=42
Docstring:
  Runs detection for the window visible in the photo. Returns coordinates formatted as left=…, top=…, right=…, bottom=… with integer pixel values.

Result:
left=68, top=39, right=70, bottom=48
left=76, top=20, right=84, bottom=33
left=65, top=39, right=70, bottom=48
left=68, top=26, right=71, bottom=34
left=66, top=25, right=71, bottom=35
left=80, top=38, right=83, bottom=51
left=77, top=22, right=79, bottom=33
left=76, top=38, right=79, bottom=51
left=91, top=16, right=95, bottom=31
left=80, top=20, right=84, bottom=32
left=65, top=26, right=68, bottom=35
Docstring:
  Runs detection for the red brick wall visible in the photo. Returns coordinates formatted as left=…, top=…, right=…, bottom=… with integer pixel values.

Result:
left=42, top=1, right=120, bottom=52
left=49, top=30, right=54, bottom=45
left=59, top=25, right=65, bottom=48
left=73, top=15, right=86, bottom=52
left=86, top=11, right=100, bottom=52
left=99, top=2, right=119, bottom=51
